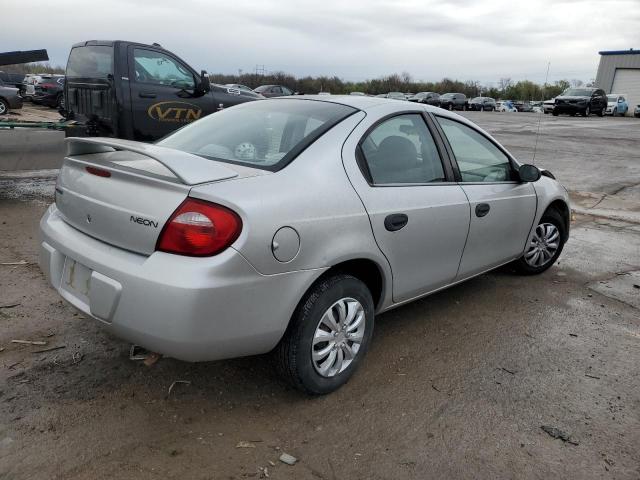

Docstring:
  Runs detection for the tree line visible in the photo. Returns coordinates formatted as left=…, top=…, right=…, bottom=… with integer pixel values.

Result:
left=3, top=62, right=577, bottom=100
left=210, top=71, right=576, bottom=100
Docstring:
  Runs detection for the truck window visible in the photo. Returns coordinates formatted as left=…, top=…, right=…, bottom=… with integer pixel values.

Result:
left=133, top=49, right=195, bottom=89
left=67, top=45, right=113, bottom=78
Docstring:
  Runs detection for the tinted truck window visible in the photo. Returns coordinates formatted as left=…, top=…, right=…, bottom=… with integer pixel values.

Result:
left=67, top=45, right=113, bottom=78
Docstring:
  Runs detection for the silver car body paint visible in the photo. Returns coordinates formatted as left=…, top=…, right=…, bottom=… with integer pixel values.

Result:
left=39, top=96, right=570, bottom=362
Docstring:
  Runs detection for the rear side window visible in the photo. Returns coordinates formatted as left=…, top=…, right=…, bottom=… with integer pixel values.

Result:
left=67, top=46, right=113, bottom=78
left=437, top=117, right=514, bottom=182
left=158, top=99, right=357, bottom=171
left=360, top=114, right=446, bottom=184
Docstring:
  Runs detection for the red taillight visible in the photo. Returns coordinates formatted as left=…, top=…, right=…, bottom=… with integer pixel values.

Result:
left=156, top=198, right=242, bottom=257
left=85, top=166, right=111, bottom=177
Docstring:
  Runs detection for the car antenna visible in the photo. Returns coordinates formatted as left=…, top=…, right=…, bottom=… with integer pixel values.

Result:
left=532, top=61, right=551, bottom=165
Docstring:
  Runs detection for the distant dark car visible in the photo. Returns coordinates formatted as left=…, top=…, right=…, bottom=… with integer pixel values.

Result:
left=553, top=88, right=607, bottom=117
left=408, top=91, right=440, bottom=106
left=439, top=93, right=467, bottom=110
left=32, top=76, right=66, bottom=108
left=0, top=71, right=25, bottom=89
left=467, top=97, right=496, bottom=111
left=0, top=79, right=23, bottom=114
left=254, top=85, right=294, bottom=98
left=635, top=104, right=640, bottom=118
left=514, top=101, right=533, bottom=113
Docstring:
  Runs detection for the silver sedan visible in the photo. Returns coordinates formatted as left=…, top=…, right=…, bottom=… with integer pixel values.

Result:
left=39, top=96, right=570, bottom=394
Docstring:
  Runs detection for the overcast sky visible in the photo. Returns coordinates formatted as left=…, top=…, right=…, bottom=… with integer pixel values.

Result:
left=3, top=0, right=639, bottom=85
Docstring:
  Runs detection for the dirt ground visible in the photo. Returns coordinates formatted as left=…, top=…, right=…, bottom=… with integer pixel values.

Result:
left=1, top=113, right=639, bottom=479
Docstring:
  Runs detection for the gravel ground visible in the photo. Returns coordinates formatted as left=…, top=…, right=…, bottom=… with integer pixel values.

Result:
left=0, top=113, right=638, bottom=479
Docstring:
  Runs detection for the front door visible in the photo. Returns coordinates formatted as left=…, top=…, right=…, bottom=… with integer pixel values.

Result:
left=434, top=115, right=537, bottom=279
left=127, top=46, right=213, bottom=141
left=350, top=113, right=470, bottom=303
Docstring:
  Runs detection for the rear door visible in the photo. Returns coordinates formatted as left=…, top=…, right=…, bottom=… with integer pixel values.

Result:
left=434, top=115, right=537, bottom=279
left=127, top=46, right=214, bottom=141
left=349, top=113, right=470, bottom=303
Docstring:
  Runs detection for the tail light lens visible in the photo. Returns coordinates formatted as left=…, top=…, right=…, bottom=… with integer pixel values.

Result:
left=156, top=198, right=242, bottom=257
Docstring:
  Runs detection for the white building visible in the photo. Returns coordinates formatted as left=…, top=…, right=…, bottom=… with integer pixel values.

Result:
left=595, top=49, right=640, bottom=116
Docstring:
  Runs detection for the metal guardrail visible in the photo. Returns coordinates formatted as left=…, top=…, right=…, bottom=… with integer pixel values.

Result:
left=0, top=120, right=76, bottom=131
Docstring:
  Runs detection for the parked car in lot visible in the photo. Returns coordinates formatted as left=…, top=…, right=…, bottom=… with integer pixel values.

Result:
left=543, top=98, right=555, bottom=114
left=254, top=85, right=294, bottom=97
left=225, top=83, right=253, bottom=92
left=635, top=104, right=640, bottom=118
left=0, top=71, right=25, bottom=89
left=553, top=87, right=607, bottom=117
left=349, top=92, right=366, bottom=96
left=385, top=92, right=406, bottom=100
left=514, top=101, right=533, bottom=113
left=64, top=40, right=259, bottom=141
left=496, top=100, right=517, bottom=112
left=39, top=96, right=570, bottom=394
left=32, top=76, right=66, bottom=108
left=408, top=92, right=440, bottom=106
left=605, top=94, right=628, bottom=116
left=0, top=79, right=23, bottom=114
left=438, top=93, right=467, bottom=110
left=467, top=97, right=496, bottom=111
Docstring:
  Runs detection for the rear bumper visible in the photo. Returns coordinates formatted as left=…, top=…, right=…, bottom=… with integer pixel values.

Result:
left=39, top=204, right=323, bottom=362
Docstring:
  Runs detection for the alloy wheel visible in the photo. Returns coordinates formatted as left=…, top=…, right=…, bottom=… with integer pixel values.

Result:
left=524, top=223, right=560, bottom=267
left=312, top=297, right=366, bottom=378
left=0, top=102, right=6, bottom=115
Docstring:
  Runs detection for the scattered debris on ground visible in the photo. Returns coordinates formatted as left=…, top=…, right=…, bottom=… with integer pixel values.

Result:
left=279, top=452, right=297, bottom=465
left=541, top=426, right=579, bottom=445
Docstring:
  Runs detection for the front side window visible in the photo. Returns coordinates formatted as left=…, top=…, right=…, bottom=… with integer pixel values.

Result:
left=436, top=117, right=513, bottom=182
left=360, top=114, right=446, bottom=184
left=133, top=49, right=194, bottom=89
left=158, top=99, right=357, bottom=170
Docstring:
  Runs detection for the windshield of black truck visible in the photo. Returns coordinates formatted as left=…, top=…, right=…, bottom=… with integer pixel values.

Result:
left=67, top=46, right=113, bottom=78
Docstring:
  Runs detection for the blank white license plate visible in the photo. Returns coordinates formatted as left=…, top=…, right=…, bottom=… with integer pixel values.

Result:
left=61, top=257, right=92, bottom=301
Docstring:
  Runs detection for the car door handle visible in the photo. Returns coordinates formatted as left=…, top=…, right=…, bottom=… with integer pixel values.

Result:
left=139, top=92, right=157, bottom=98
left=384, top=213, right=408, bottom=232
left=475, top=203, right=491, bottom=217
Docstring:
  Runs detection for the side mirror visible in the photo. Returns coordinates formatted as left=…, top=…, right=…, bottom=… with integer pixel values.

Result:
left=195, top=70, right=210, bottom=95
left=518, top=164, right=541, bottom=182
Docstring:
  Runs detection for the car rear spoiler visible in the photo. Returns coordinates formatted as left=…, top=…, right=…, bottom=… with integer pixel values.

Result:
left=65, top=137, right=239, bottom=186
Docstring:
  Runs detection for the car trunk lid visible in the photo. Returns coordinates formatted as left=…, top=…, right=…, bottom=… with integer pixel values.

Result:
left=55, top=137, right=264, bottom=255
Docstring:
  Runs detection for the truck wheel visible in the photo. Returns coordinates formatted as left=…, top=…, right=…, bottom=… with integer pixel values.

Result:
left=0, top=99, right=8, bottom=115
left=274, top=274, right=374, bottom=395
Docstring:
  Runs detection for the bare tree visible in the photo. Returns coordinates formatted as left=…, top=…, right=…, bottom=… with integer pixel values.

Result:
left=570, top=79, right=584, bottom=87
left=499, top=78, right=512, bottom=92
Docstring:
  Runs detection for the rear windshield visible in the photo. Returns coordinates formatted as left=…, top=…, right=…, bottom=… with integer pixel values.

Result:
left=157, top=99, right=358, bottom=171
left=67, top=45, right=113, bottom=78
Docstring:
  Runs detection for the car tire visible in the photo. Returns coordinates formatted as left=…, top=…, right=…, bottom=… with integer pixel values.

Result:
left=480, top=106, right=484, bottom=112
left=552, top=110, right=559, bottom=116
left=0, top=98, right=8, bottom=115
left=513, top=209, right=566, bottom=275
left=612, top=107, right=617, bottom=117
left=582, top=106, right=590, bottom=117
left=274, top=274, right=375, bottom=395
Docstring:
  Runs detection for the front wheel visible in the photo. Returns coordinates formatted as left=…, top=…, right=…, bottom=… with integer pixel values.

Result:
left=0, top=99, right=8, bottom=115
left=552, top=110, right=559, bottom=116
left=514, top=210, right=566, bottom=275
left=274, top=274, right=375, bottom=395
left=582, top=106, right=590, bottom=117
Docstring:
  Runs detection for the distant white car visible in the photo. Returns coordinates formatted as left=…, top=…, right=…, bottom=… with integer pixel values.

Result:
left=496, top=101, right=517, bottom=112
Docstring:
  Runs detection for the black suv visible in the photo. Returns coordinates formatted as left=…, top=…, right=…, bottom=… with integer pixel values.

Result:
left=408, top=91, right=440, bottom=106
left=467, top=97, right=496, bottom=111
left=438, top=93, right=467, bottom=111
left=553, top=88, right=607, bottom=117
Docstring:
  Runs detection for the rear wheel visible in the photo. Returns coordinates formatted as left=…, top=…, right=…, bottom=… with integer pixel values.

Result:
left=514, top=210, right=566, bottom=275
left=0, top=99, right=8, bottom=115
left=552, top=110, right=559, bottom=116
left=275, top=274, right=374, bottom=395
